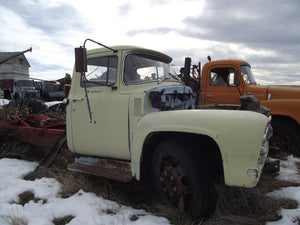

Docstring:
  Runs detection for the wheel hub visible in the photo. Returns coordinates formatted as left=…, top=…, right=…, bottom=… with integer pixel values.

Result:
left=269, top=131, right=292, bottom=156
left=158, top=158, right=190, bottom=211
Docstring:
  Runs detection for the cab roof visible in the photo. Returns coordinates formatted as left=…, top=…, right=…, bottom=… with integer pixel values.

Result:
left=87, top=45, right=173, bottom=63
left=204, top=59, right=250, bottom=67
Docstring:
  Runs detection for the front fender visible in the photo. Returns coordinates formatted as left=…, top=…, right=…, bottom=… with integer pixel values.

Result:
left=261, top=99, right=300, bottom=125
left=131, top=109, right=269, bottom=187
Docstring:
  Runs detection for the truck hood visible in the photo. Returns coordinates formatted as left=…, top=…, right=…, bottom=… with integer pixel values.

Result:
left=246, top=84, right=268, bottom=100
left=268, top=85, right=300, bottom=100
left=246, top=84, right=300, bottom=100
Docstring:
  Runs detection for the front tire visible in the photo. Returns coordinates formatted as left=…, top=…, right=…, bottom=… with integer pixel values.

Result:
left=151, top=141, right=216, bottom=219
left=270, top=119, right=300, bottom=157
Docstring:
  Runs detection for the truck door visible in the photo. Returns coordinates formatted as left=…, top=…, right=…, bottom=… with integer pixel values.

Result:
left=202, top=66, right=242, bottom=104
left=69, top=55, right=130, bottom=160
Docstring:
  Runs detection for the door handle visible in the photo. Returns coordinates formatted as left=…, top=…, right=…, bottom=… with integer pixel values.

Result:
left=71, top=98, right=84, bottom=102
left=206, top=95, right=214, bottom=98
left=88, top=89, right=102, bottom=93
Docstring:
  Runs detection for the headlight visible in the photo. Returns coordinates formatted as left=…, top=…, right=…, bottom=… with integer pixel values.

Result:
left=258, top=116, right=272, bottom=164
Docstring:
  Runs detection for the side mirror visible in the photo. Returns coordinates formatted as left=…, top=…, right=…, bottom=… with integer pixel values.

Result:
left=234, top=71, right=240, bottom=86
left=75, top=47, right=87, bottom=72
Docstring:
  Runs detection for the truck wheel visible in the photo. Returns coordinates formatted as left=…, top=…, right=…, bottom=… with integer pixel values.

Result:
left=270, top=119, right=300, bottom=157
left=151, top=141, right=216, bottom=219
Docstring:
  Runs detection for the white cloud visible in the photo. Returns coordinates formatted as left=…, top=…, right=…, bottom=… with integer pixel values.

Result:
left=0, top=1, right=93, bottom=80
left=0, top=0, right=299, bottom=83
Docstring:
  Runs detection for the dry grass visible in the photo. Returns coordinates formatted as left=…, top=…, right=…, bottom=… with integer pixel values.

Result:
left=201, top=169, right=300, bottom=225
left=1, top=138, right=300, bottom=225
left=3, top=213, right=28, bottom=225
left=52, top=215, right=74, bottom=225
left=5, top=216, right=28, bottom=225
left=0, top=136, right=46, bottom=162
left=16, top=191, right=47, bottom=206
left=46, top=159, right=300, bottom=225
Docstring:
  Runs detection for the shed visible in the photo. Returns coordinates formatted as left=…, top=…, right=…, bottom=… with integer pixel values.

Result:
left=0, top=49, right=32, bottom=80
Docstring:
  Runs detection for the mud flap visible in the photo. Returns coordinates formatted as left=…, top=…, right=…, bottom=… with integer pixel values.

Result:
left=38, top=135, right=67, bottom=168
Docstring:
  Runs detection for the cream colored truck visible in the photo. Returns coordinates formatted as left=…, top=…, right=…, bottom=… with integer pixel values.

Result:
left=66, top=40, right=272, bottom=219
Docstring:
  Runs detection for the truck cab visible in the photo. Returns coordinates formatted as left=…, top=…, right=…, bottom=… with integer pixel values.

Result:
left=198, top=59, right=300, bottom=156
left=67, top=46, right=187, bottom=160
left=199, top=60, right=252, bottom=104
left=66, top=43, right=271, bottom=219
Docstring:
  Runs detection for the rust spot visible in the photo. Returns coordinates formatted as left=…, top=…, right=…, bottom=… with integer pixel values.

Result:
left=68, top=157, right=132, bottom=182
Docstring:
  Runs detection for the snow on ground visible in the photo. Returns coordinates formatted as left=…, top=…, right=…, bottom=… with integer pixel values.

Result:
left=0, top=156, right=299, bottom=225
left=0, top=158, right=170, bottom=225
left=0, top=99, right=9, bottom=107
left=44, top=101, right=63, bottom=108
left=266, top=156, right=300, bottom=225
left=275, top=155, right=300, bottom=182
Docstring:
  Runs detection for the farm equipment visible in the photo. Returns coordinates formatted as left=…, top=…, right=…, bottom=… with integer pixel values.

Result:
left=0, top=79, right=40, bottom=100
left=36, top=74, right=72, bottom=101
left=0, top=113, right=66, bottom=168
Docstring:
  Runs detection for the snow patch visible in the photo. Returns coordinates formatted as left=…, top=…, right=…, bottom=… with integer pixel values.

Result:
left=44, top=101, right=63, bottom=107
left=0, top=158, right=170, bottom=225
left=0, top=98, right=9, bottom=107
left=276, top=155, right=300, bottom=182
left=266, top=156, right=300, bottom=225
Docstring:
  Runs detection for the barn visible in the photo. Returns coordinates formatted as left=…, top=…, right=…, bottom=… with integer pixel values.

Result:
left=0, top=48, right=32, bottom=81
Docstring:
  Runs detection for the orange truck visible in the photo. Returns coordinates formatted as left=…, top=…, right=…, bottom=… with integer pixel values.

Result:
left=182, top=58, right=300, bottom=157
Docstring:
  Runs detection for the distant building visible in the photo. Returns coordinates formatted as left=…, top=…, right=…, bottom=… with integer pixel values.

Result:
left=0, top=50, right=31, bottom=81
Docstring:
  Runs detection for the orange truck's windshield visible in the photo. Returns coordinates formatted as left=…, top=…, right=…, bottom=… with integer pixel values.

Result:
left=240, top=65, right=256, bottom=84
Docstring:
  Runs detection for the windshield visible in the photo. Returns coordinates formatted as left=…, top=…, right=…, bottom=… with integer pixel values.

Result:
left=240, top=65, right=256, bottom=84
left=124, top=53, right=180, bottom=84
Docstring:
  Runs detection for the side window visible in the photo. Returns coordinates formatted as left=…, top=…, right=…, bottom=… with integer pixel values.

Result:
left=83, top=56, right=117, bottom=86
left=210, top=67, right=236, bottom=87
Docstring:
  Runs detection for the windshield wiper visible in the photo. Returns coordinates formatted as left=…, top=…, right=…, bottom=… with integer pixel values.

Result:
left=168, top=73, right=181, bottom=82
left=158, top=73, right=181, bottom=84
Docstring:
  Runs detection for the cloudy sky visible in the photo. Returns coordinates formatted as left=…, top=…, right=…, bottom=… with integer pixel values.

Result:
left=0, top=0, right=299, bottom=84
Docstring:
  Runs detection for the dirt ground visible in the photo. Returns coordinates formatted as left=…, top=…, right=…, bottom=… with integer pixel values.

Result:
left=0, top=136, right=299, bottom=225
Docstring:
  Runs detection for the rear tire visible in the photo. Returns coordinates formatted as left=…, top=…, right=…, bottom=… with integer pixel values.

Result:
left=151, top=140, right=216, bottom=219
left=270, top=119, right=300, bottom=157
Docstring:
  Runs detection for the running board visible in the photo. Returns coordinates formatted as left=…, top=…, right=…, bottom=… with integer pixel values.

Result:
left=68, top=156, right=132, bottom=182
